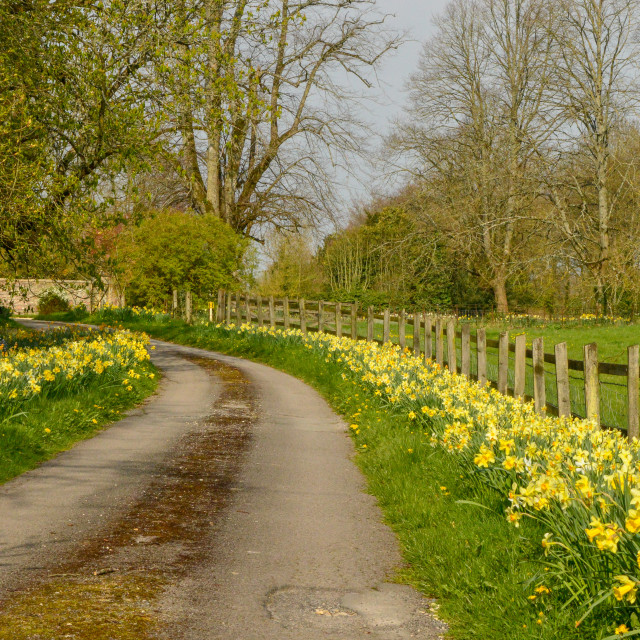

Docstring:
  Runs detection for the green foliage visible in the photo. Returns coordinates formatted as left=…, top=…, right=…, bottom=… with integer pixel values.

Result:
left=0, top=0, right=168, bottom=276
left=318, top=202, right=492, bottom=310
left=114, top=210, right=247, bottom=307
left=37, top=289, right=70, bottom=315
left=259, top=234, right=322, bottom=298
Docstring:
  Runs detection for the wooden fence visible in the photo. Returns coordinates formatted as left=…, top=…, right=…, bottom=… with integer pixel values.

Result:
left=211, top=291, right=640, bottom=440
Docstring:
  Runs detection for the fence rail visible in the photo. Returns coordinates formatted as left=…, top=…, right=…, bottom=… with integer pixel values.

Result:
left=209, top=290, right=640, bottom=440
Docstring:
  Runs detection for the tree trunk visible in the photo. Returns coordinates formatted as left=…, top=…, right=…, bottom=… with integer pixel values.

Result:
left=493, top=277, right=509, bottom=314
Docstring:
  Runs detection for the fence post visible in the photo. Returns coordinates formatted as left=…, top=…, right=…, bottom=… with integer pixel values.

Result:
left=424, top=314, right=433, bottom=362
left=257, top=295, right=264, bottom=327
left=283, top=297, right=290, bottom=330
left=300, top=299, right=307, bottom=334
left=335, top=302, right=342, bottom=337
left=584, top=343, right=600, bottom=427
left=367, top=307, right=374, bottom=341
left=235, top=292, right=242, bottom=325
left=383, top=309, right=390, bottom=344
left=173, top=289, right=178, bottom=316
left=185, top=290, right=192, bottom=324
left=514, top=333, right=526, bottom=399
left=217, top=289, right=224, bottom=322
left=461, top=323, right=470, bottom=377
left=413, top=312, right=421, bottom=356
left=628, top=345, right=639, bottom=440
left=209, top=300, right=213, bottom=323
left=446, top=318, right=456, bottom=373
left=351, top=303, right=358, bottom=340
left=498, top=331, right=509, bottom=394
left=399, top=310, right=406, bottom=349
left=269, top=296, right=275, bottom=328
left=555, top=342, right=571, bottom=417
left=245, top=295, right=251, bottom=324
left=435, top=317, right=444, bottom=366
left=477, top=328, right=487, bottom=385
left=533, top=337, right=546, bottom=412
left=225, top=291, right=232, bottom=325
left=318, top=300, right=324, bottom=332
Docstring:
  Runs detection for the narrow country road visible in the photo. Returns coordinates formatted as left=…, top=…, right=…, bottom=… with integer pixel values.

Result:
left=0, top=322, right=446, bottom=639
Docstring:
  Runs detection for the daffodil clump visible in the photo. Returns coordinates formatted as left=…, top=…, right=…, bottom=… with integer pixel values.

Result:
left=93, top=305, right=170, bottom=324
left=0, top=325, right=97, bottom=351
left=220, top=322, right=640, bottom=634
left=0, top=329, right=151, bottom=410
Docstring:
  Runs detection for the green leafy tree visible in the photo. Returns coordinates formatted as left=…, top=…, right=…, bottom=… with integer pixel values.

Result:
left=260, top=233, right=322, bottom=298
left=114, top=211, right=247, bottom=307
left=0, top=0, right=169, bottom=275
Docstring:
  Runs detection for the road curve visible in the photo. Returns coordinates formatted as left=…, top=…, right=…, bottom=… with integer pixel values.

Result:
left=0, top=323, right=446, bottom=639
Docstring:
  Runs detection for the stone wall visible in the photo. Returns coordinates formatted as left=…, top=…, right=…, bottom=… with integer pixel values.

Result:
left=0, top=279, right=123, bottom=314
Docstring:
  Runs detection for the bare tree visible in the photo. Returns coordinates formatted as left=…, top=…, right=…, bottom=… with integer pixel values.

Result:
left=544, top=0, right=640, bottom=312
left=155, top=0, right=400, bottom=241
left=392, top=0, right=554, bottom=312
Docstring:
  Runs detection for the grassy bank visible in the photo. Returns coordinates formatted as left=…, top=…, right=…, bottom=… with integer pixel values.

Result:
left=0, top=369, right=157, bottom=484
left=0, top=324, right=158, bottom=484
left=93, top=316, right=601, bottom=640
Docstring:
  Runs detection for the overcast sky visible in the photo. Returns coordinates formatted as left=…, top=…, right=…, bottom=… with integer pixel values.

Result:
left=371, top=1, right=451, bottom=127
left=334, top=0, right=452, bottom=207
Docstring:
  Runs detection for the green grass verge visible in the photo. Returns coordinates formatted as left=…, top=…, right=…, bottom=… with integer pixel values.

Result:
left=0, top=362, right=158, bottom=485
left=98, top=318, right=593, bottom=640
left=33, top=309, right=90, bottom=323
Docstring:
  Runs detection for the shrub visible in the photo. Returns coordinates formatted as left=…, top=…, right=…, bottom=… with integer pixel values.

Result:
left=38, top=289, right=70, bottom=315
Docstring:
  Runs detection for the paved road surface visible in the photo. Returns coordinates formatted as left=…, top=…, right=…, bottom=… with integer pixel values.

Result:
left=0, top=322, right=445, bottom=639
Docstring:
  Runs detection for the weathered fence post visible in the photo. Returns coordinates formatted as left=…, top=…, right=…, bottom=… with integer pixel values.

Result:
left=498, top=331, right=509, bottom=395
left=555, top=342, right=571, bottom=417
left=257, top=295, right=264, bottom=327
left=413, top=312, right=421, bottom=356
left=269, top=296, right=275, bottom=328
left=477, top=328, right=487, bottom=385
left=533, top=337, right=546, bottom=412
left=424, top=314, right=433, bottom=362
left=367, top=307, right=374, bottom=341
left=235, top=292, right=242, bottom=325
left=245, top=295, right=251, bottom=324
left=514, top=334, right=526, bottom=399
left=283, top=297, right=290, bottom=330
left=446, top=318, right=456, bottom=373
left=209, top=300, right=213, bottom=323
left=173, top=289, right=178, bottom=316
left=217, top=289, right=224, bottom=322
left=318, top=300, right=324, bottom=332
left=435, top=317, right=444, bottom=366
left=185, top=290, right=192, bottom=324
left=399, top=310, right=406, bottom=349
left=628, top=345, right=639, bottom=440
left=461, top=323, right=470, bottom=377
left=225, top=291, right=232, bottom=325
left=300, top=299, right=307, bottom=334
left=383, top=309, right=390, bottom=344
left=584, top=343, right=600, bottom=426
left=351, top=303, right=358, bottom=340
left=335, top=302, right=342, bottom=337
